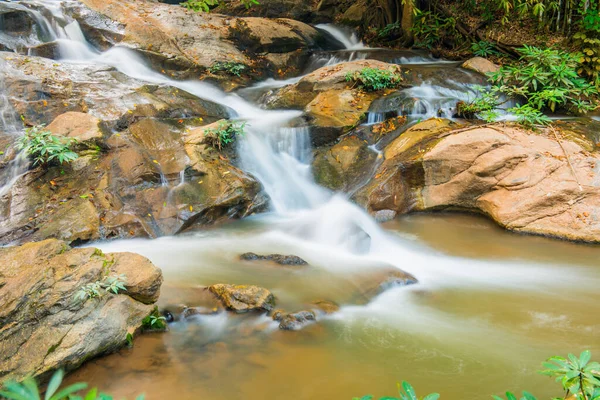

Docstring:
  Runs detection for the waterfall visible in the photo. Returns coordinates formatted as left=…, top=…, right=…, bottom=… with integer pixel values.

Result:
left=315, top=24, right=366, bottom=50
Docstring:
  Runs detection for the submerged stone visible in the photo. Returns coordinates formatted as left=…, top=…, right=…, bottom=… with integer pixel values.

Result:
left=208, top=284, right=276, bottom=313
left=240, top=252, right=308, bottom=266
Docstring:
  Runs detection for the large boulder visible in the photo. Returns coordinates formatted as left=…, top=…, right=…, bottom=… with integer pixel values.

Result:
left=0, top=239, right=163, bottom=383
left=356, top=119, right=600, bottom=243
left=264, top=60, right=403, bottom=145
left=75, top=0, right=323, bottom=85
left=0, top=53, right=227, bottom=127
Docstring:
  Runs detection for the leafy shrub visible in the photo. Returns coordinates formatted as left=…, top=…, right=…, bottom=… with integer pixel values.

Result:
left=411, top=9, right=459, bottom=49
left=345, top=67, right=402, bottom=92
left=354, top=381, right=439, bottom=400
left=462, top=45, right=598, bottom=127
left=378, top=22, right=402, bottom=38
left=203, top=120, right=246, bottom=150
left=0, top=369, right=144, bottom=400
left=17, top=125, right=78, bottom=167
left=209, top=61, right=247, bottom=77
left=74, top=274, right=127, bottom=303
left=182, top=0, right=258, bottom=12
left=142, top=306, right=167, bottom=331
left=471, top=41, right=499, bottom=57
left=489, top=45, right=598, bottom=114
left=573, top=4, right=600, bottom=89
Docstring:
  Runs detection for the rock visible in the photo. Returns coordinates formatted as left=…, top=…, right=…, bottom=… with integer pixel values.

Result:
left=240, top=252, right=308, bottom=266
left=208, top=284, right=276, bottom=313
left=76, top=0, right=322, bottom=84
left=357, top=120, right=600, bottom=243
left=265, top=60, right=402, bottom=145
left=0, top=53, right=227, bottom=127
left=46, top=112, right=104, bottom=144
left=312, top=135, right=379, bottom=191
left=0, top=239, right=163, bottom=384
left=278, top=310, right=316, bottom=330
left=461, top=57, right=500, bottom=76
left=310, top=300, right=340, bottom=314
left=353, top=267, right=418, bottom=301
left=0, top=53, right=264, bottom=244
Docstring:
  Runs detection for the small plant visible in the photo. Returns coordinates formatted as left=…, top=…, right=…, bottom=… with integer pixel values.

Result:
left=209, top=61, right=247, bottom=77
left=354, top=381, right=440, bottom=400
left=182, top=0, right=258, bottom=12
left=471, top=41, right=499, bottom=57
left=0, top=369, right=144, bottom=400
left=17, top=125, right=78, bottom=167
left=378, top=22, right=402, bottom=38
left=508, top=104, right=552, bottom=128
left=458, top=85, right=502, bottom=122
left=142, top=307, right=167, bottom=331
left=345, top=67, right=402, bottom=92
left=74, top=274, right=127, bottom=303
left=355, top=351, right=600, bottom=400
left=539, top=350, right=600, bottom=400
left=203, top=120, right=246, bottom=150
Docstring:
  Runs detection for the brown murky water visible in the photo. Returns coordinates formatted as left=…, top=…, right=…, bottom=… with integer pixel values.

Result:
left=67, top=213, right=600, bottom=400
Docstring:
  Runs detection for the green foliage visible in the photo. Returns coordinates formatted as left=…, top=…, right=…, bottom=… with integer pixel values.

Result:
left=181, top=0, right=258, bottom=12
left=573, top=4, right=600, bottom=88
left=458, top=85, right=502, bottom=122
left=142, top=307, right=167, bottom=331
left=353, top=381, right=440, bottom=400
left=489, top=45, right=598, bottom=114
left=411, top=9, right=458, bottom=49
left=355, top=351, right=600, bottom=400
left=471, top=41, right=500, bottom=57
left=0, top=369, right=144, bottom=400
left=204, top=120, right=246, bottom=150
left=209, top=61, right=247, bottom=77
left=508, top=103, right=553, bottom=127
left=345, top=67, right=402, bottom=92
left=378, top=22, right=402, bottom=38
left=539, top=350, right=600, bottom=400
left=74, top=274, right=127, bottom=303
left=17, top=125, right=78, bottom=167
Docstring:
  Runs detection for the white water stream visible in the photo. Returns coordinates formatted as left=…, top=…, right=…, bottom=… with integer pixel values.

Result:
left=1, top=3, right=599, bottom=398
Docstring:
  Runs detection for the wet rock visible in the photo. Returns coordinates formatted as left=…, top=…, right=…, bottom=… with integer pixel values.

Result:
left=310, top=300, right=340, bottom=314
left=0, top=239, right=163, bottom=384
left=182, top=306, right=220, bottom=319
left=461, top=57, right=500, bottom=76
left=0, top=53, right=227, bottom=127
left=312, top=135, right=379, bottom=191
left=354, top=267, right=418, bottom=301
left=271, top=309, right=287, bottom=321
left=278, top=310, right=316, bottom=330
left=356, top=119, right=600, bottom=243
left=76, top=0, right=322, bottom=84
left=208, top=284, right=276, bottom=313
left=240, top=252, right=308, bottom=266
left=265, top=60, right=402, bottom=145
left=46, top=112, right=104, bottom=144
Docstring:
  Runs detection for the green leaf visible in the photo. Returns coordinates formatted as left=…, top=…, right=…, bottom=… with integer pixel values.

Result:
left=402, top=382, right=418, bottom=400
left=45, top=370, right=64, bottom=400
left=49, top=383, right=87, bottom=400
left=580, top=351, right=592, bottom=367
left=83, top=387, right=98, bottom=400
left=423, top=394, right=440, bottom=400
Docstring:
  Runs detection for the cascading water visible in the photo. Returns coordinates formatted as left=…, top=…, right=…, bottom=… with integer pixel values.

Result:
left=315, top=23, right=366, bottom=50
left=4, top=5, right=600, bottom=399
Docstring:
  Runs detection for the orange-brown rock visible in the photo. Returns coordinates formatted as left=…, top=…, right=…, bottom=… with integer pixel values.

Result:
left=0, top=239, right=163, bottom=384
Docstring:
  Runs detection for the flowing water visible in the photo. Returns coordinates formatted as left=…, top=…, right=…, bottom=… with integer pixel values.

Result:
left=1, top=2, right=599, bottom=399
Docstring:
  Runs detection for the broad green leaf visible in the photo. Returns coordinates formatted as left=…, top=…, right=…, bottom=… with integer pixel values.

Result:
left=45, top=370, right=64, bottom=400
